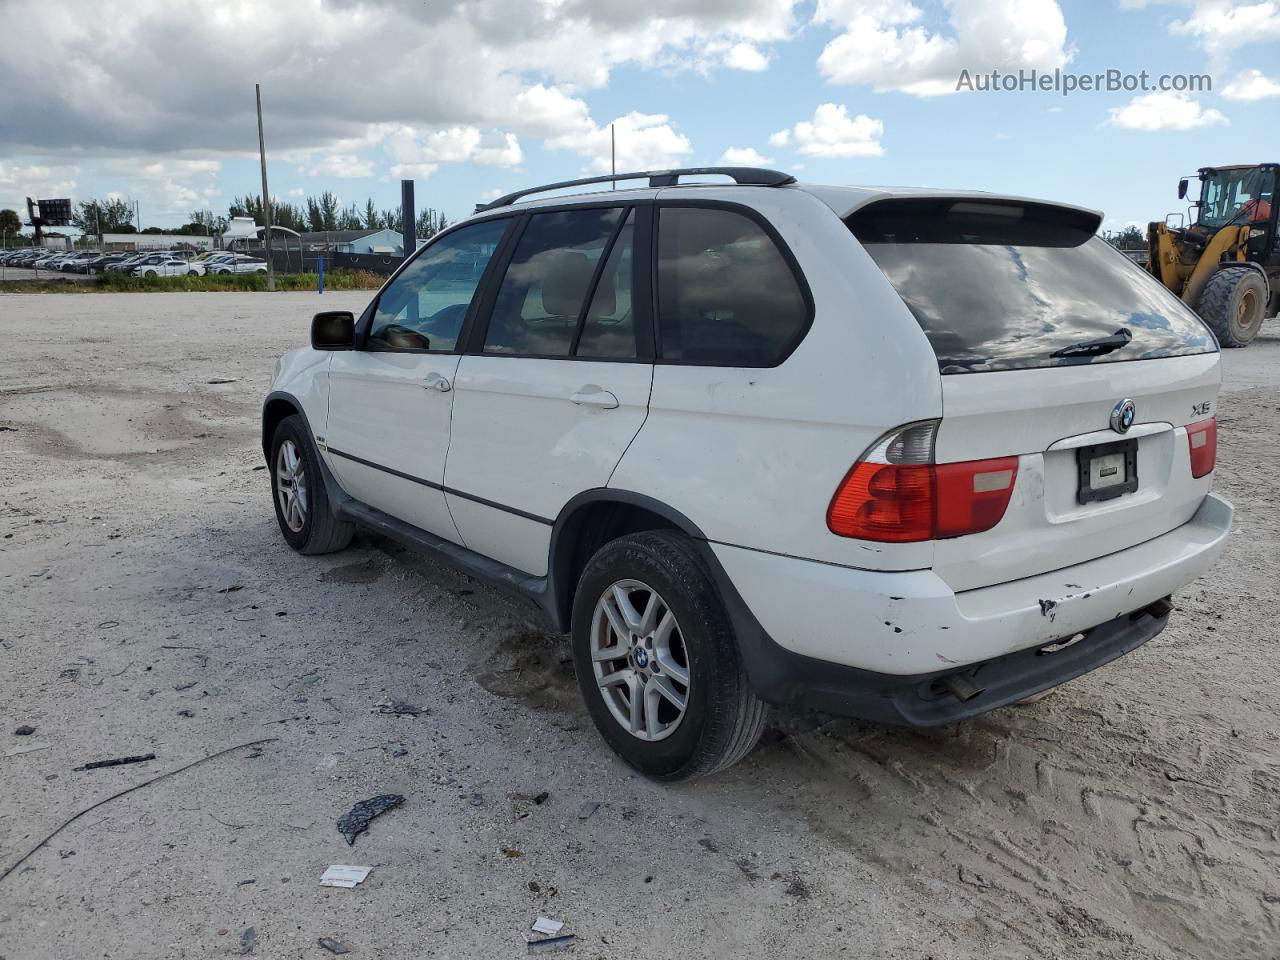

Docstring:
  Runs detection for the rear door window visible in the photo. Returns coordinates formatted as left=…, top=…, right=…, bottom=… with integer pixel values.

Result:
left=656, top=206, right=809, bottom=366
left=850, top=199, right=1217, bottom=373
left=483, top=207, right=624, bottom=357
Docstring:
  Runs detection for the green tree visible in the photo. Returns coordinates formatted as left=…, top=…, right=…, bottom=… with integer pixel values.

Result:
left=337, top=203, right=364, bottom=230
left=1102, top=225, right=1145, bottom=250
left=381, top=207, right=402, bottom=232
left=306, top=192, right=339, bottom=232
left=71, top=198, right=136, bottom=234
left=415, top=207, right=450, bottom=240
left=227, top=194, right=305, bottom=232
left=363, top=199, right=382, bottom=230
left=0, top=208, right=21, bottom=238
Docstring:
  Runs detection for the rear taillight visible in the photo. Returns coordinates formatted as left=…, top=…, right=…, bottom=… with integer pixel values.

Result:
left=1186, top=418, right=1216, bottom=478
left=827, top=421, right=1018, bottom=542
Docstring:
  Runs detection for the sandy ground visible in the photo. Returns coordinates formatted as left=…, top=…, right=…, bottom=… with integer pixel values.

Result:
left=0, top=291, right=1277, bottom=960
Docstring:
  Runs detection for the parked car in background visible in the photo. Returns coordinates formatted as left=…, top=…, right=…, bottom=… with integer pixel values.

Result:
left=132, top=256, right=205, bottom=277
left=56, top=252, right=98, bottom=272
left=105, top=254, right=149, bottom=273
left=264, top=167, right=1233, bottom=781
left=209, top=256, right=268, bottom=275
left=83, top=253, right=132, bottom=273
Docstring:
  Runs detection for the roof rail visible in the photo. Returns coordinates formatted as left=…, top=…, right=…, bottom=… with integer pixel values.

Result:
left=474, top=166, right=795, bottom=213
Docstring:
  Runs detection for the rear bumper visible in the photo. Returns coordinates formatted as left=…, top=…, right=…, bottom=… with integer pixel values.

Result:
left=707, top=492, right=1232, bottom=724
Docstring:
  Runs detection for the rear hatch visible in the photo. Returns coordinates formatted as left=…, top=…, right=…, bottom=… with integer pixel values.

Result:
left=850, top=198, right=1220, bottom=593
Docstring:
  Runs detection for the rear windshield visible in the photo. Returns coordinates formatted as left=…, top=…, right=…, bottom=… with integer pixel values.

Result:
left=850, top=199, right=1216, bottom=373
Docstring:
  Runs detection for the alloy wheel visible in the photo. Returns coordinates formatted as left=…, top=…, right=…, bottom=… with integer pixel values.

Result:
left=590, top=580, right=691, bottom=741
left=275, top=439, right=308, bottom=533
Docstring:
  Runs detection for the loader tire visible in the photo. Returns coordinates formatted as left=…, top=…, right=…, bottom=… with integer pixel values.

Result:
left=1197, top=266, right=1267, bottom=347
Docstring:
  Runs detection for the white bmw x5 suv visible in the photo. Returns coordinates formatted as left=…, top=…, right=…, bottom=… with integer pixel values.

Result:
left=264, top=167, right=1232, bottom=781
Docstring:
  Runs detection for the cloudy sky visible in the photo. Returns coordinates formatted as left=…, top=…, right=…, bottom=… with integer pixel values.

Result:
left=1, top=0, right=1277, bottom=233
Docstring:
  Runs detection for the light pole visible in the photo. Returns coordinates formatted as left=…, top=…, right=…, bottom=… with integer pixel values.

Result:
left=255, top=83, right=276, bottom=291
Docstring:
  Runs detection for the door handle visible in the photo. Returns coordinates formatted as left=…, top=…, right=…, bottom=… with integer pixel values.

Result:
left=570, top=386, right=619, bottom=409
left=423, top=372, right=452, bottom=393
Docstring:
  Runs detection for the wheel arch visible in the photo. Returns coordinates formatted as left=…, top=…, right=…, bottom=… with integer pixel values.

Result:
left=545, top=490, right=709, bottom=632
left=262, top=390, right=307, bottom=462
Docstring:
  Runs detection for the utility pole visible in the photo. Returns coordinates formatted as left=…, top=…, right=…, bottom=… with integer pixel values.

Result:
left=255, top=82, right=276, bottom=291
left=611, top=124, right=616, bottom=188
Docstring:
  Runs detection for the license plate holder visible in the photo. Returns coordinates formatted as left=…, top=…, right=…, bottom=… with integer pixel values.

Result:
left=1076, top=439, right=1138, bottom=505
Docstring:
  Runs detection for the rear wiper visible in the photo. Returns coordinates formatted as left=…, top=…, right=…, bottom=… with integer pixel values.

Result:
left=1050, top=327, right=1132, bottom=359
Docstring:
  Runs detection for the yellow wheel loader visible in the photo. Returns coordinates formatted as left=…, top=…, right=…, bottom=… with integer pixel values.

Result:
left=1147, top=163, right=1279, bottom=347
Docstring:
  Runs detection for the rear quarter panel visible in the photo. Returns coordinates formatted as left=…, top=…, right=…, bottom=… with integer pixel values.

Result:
left=610, top=187, right=943, bottom=569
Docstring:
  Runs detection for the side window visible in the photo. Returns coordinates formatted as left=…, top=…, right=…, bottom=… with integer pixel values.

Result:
left=656, top=207, right=808, bottom=366
left=368, top=218, right=508, bottom=352
left=575, top=212, right=636, bottom=359
left=483, top=208, right=623, bottom=357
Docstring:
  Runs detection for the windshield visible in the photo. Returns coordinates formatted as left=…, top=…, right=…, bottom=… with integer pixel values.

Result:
left=850, top=198, right=1216, bottom=374
left=1199, top=167, right=1273, bottom=228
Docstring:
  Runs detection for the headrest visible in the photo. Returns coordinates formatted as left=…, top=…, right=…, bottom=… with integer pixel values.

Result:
left=540, top=250, right=592, bottom=317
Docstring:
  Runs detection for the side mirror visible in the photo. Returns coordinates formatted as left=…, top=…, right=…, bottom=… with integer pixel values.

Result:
left=1177, top=178, right=1189, bottom=200
left=312, top=310, right=355, bottom=350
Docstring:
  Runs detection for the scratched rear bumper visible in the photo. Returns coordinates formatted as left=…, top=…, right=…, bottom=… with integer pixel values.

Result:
left=709, top=492, right=1233, bottom=678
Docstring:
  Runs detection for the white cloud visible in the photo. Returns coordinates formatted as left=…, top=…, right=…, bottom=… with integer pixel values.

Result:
left=1222, top=67, right=1280, bottom=100
left=1169, top=1, right=1280, bottom=63
left=547, top=112, right=693, bottom=173
left=307, top=154, right=375, bottom=178
left=287, top=187, right=305, bottom=198
left=724, top=42, right=770, bottom=70
left=771, top=103, right=885, bottom=157
left=718, top=146, right=776, bottom=165
left=0, top=161, right=80, bottom=211
left=1107, top=92, right=1228, bottom=130
left=478, top=188, right=505, bottom=202
left=814, top=0, right=1071, bottom=96
left=386, top=126, right=523, bottom=179
left=0, top=0, right=801, bottom=160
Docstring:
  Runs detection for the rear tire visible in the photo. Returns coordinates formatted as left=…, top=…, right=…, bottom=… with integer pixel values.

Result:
left=1197, top=266, right=1268, bottom=347
left=269, top=415, right=353, bottom=555
left=570, top=531, right=769, bottom=781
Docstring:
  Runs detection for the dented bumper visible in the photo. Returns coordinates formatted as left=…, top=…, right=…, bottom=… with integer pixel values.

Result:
left=710, top=493, right=1232, bottom=703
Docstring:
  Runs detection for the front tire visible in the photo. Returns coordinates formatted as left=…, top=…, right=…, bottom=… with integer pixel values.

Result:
left=269, top=415, right=353, bottom=555
left=570, top=531, right=769, bottom=781
left=1197, top=266, right=1268, bottom=347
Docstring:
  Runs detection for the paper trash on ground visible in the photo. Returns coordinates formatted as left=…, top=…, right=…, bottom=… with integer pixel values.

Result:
left=320, top=865, right=373, bottom=888
left=531, top=917, right=564, bottom=935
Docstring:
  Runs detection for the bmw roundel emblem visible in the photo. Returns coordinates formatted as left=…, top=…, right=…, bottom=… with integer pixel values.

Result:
left=634, top=648, right=649, bottom=668
left=1110, top=399, right=1136, bottom=434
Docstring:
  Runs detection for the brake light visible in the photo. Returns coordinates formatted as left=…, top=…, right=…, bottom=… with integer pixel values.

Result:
left=827, top=422, right=1018, bottom=542
left=1186, top=418, right=1216, bottom=478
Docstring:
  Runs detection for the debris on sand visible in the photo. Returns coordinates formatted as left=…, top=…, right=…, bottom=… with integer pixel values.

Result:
left=320, top=865, right=372, bottom=888
left=74, top=753, right=157, bottom=772
left=577, top=802, right=599, bottom=820
left=336, top=794, right=405, bottom=845
left=532, top=917, right=563, bottom=935
left=319, top=938, right=352, bottom=955
left=14, top=725, right=35, bottom=736
left=239, top=926, right=257, bottom=955
left=374, top=700, right=423, bottom=717
left=207, top=377, right=240, bottom=385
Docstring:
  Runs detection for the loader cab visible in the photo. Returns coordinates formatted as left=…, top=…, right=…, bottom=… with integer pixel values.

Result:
left=1190, top=164, right=1279, bottom=264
